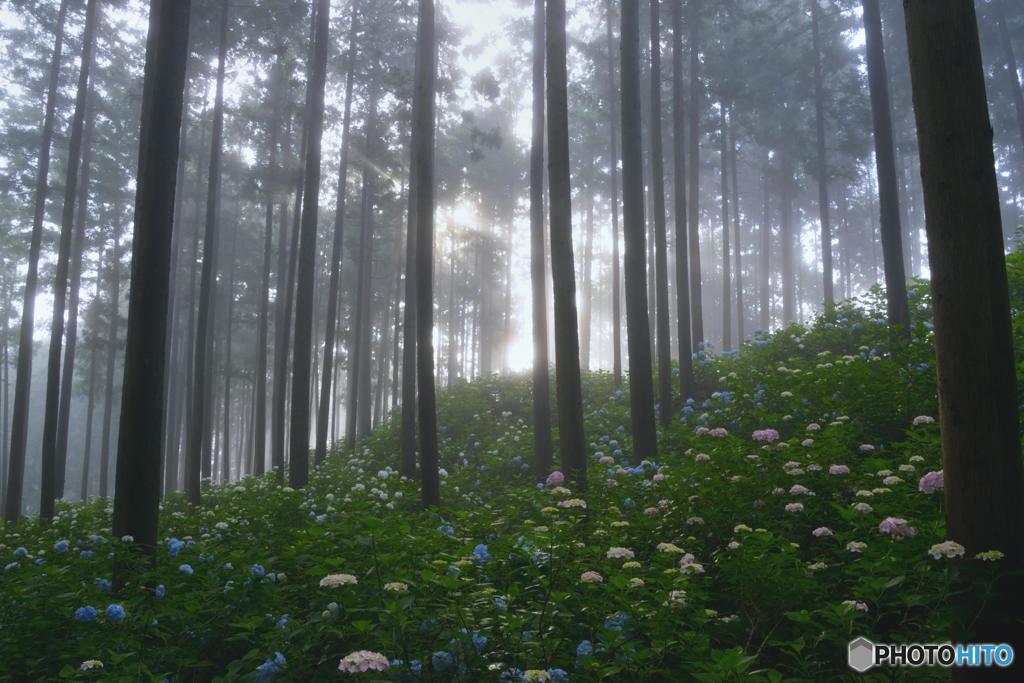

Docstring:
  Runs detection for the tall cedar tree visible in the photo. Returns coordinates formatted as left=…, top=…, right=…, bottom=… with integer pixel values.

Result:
left=413, top=0, right=440, bottom=506
left=289, top=0, right=330, bottom=488
left=720, top=105, right=731, bottom=352
left=530, top=0, right=553, bottom=478
left=649, top=0, right=672, bottom=427
left=810, top=0, right=833, bottom=309
left=687, top=0, right=703, bottom=348
left=995, top=0, right=1024, bottom=159
left=400, top=116, right=418, bottom=478
left=40, top=0, right=99, bottom=519
left=730, top=113, right=744, bottom=343
left=621, top=0, right=658, bottom=465
left=111, top=0, right=191, bottom=559
left=186, top=0, right=230, bottom=503
left=79, top=249, right=103, bottom=499
left=671, top=0, right=694, bottom=399
left=759, top=166, right=770, bottom=330
left=99, top=224, right=120, bottom=497
left=547, top=0, right=587, bottom=485
left=904, top=0, right=1024, bottom=651
left=605, top=0, right=622, bottom=387
left=4, top=0, right=70, bottom=522
left=316, top=0, right=359, bottom=466
left=861, top=0, right=910, bottom=333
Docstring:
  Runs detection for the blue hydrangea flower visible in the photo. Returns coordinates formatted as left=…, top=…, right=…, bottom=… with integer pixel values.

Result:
left=494, top=596, right=507, bottom=612
left=548, top=669, right=569, bottom=683
left=437, top=524, right=455, bottom=537
left=95, top=578, right=112, bottom=592
left=255, top=651, right=286, bottom=683
left=80, top=549, right=93, bottom=559
left=167, top=538, right=184, bottom=558
left=179, top=564, right=194, bottom=576
left=276, top=614, right=289, bottom=628
left=105, top=604, right=126, bottom=622
left=13, top=547, right=28, bottom=558
left=431, top=650, right=455, bottom=672
left=250, top=564, right=266, bottom=578
left=53, top=540, right=69, bottom=554
left=75, top=605, right=97, bottom=622
left=576, top=640, right=594, bottom=657
left=155, top=584, right=166, bottom=599
left=472, top=544, right=490, bottom=564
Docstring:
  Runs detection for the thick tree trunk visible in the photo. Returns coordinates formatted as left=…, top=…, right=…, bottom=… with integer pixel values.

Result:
left=547, top=0, right=588, bottom=485
left=650, top=0, right=672, bottom=427
left=671, top=0, right=693, bottom=401
left=810, top=0, right=834, bottom=310
left=605, top=0, right=623, bottom=386
left=186, top=0, right=229, bottom=503
left=400, top=131, right=419, bottom=475
left=79, top=251, right=103, bottom=501
left=412, top=0, right=440, bottom=506
left=904, top=0, right=1024, bottom=652
left=111, top=0, right=190, bottom=562
left=4, top=0, right=70, bottom=522
left=861, top=0, right=910, bottom=333
left=316, top=0, right=359, bottom=466
left=720, top=105, right=731, bottom=353
left=54, top=39, right=99, bottom=502
left=530, top=0, right=553, bottom=478
left=99, top=222, right=121, bottom=499
left=687, top=0, right=704, bottom=347
left=220, top=218, right=238, bottom=484
left=288, top=0, right=330, bottom=489
left=621, top=0, right=658, bottom=465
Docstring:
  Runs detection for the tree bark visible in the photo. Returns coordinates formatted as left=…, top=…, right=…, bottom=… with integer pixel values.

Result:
left=111, top=0, right=191, bottom=562
left=581, top=183, right=595, bottom=371
left=288, top=0, right=330, bottom=489
left=547, top=0, right=588, bottom=486
left=605, top=0, right=623, bottom=387
left=810, top=0, right=834, bottom=310
left=316, top=0, right=359, bottom=466
left=99, top=219, right=121, bottom=499
left=621, top=0, right=658, bottom=465
left=687, top=0, right=704, bottom=348
left=79, top=250, right=103, bottom=501
left=861, top=0, right=910, bottom=333
left=720, top=105, right=731, bottom=352
left=904, top=0, right=1024, bottom=651
left=730, top=111, right=744, bottom=343
left=671, top=0, right=693, bottom=401
left=760, top=166, right=770, bottom=330
left=5, top=0, right=70, bottom=522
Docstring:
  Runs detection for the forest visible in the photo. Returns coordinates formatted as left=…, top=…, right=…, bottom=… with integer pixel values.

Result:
left=0, top=0, right=1022, bottom=679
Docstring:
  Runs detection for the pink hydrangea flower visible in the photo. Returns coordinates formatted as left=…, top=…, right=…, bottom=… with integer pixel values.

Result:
left=545, top=471, right=565, bottom=487
left=752, top=428, right=780, bottom=442
left=338, top=651, right=389, bottom=674
left=912, top=415, right=935, bottom=426
left=801, top=438, right=814, bottom=447
left=785, top=502, right=804, bottom=513
left=598, top=455, right=614, bottom=465
left=806, top=423, right=821, bottom=431
left=878, top=517, right=916, bottom=539
left=829, top=464, right=850, bottom=475
left=709, top=427, right=729, bottom=438
left=918, top=470, right=943, bottom=494
left=858, top=444, right=875, bottom=453
left=812, top=526, right=833, bottom=538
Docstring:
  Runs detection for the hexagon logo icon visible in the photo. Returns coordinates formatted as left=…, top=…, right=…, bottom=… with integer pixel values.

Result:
left=848, top=637, right=875, bottom=673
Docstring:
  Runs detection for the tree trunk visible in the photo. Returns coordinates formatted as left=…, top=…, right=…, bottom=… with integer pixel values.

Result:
left=650, top=0, right=672, bottom=427
left=621, top=0, right=658, bottom=465
left=720, top=105, right=731, bottom=353
left=605, top=0, right=623, bottom=386
left=810, top=0, right=834, bottom=310
left=581, top=183, right=595, bottom=371
left=412, top=0, right=440, bottom=506
left=687, top=0, right=704, bottom=348
left=400, top=123, right=419, bottom=476
left=671, top=0, right=693, bottom=400
left=760, top=166, right=770, bottom=330
left=99, top=220, right=121, bottom=499
left=288, top=0, right=330, bottom=489
left=186, top=0, right=229, bottom=503
left=861, top=0, right=910, bottom=333
left=4, top=0, right=70, bottom=522
left=111, top=0, right=190, bottom=562
left=316, top=0, right=359, bottom=465
left=730, top=111, right=744, bottom=343
left=997, top=0, right=1024, bottom=184
left=79, top=250, right=103, bottom=501
left=54, top=28, right=99, bottom=503
left=904, top=0, right=1024, bottom=651
left=780, top=159, right=795, bottom=324
left=547, top=0, right=588, bottom=486
left=220, top=218, right=238, bottom=483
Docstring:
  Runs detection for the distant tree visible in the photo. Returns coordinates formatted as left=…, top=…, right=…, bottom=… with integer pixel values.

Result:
left=720, top=105, right=731, bottom=352
left=111, top=0, right=191, bottom=560
left=605, top=0, right=623, bottom=387
left=688, top=0, right=704, bottom=347
left=413, top=0, right=440, bottom=506
left=530, top=0, right=553, bottom=478
left=547, top=0, right=587, bottom=485
left=862, top=0, right=910, bottom=333
left=4, top=0, right=70, bottom=523
left=650, top=0, right=672, bottom=427
left=186, top=0, right=230, bottom=503
left=621, top=0, right=658, bottom=465
left=809, top=0, right=834, bottom=310
left=316, top=0, right=359, bottom=466
left=903, top=0, right=1024, bottom=645
left=671, top=0, right=694, bottom=399
left=289, top=0, right=330, bottom=488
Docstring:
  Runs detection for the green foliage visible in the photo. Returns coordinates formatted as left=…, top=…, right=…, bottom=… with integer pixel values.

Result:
left=0, top=290, right=1014, bottom=681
